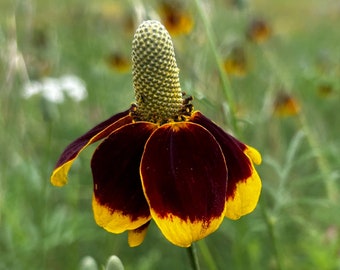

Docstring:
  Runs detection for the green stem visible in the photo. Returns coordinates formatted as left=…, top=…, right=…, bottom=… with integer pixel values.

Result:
left=298, top=112, right=338, bottom=202
left=187, top=243, right=201, bottom=270
left=192, top=0, right=239, bottom=134
left=197, top=240, right=218, bottom=270
left=260, top=196, right=284, bottom=270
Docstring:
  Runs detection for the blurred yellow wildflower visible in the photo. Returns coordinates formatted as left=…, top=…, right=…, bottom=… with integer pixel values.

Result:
left=273, top=92, right=300, bottom=117
left=317, top=83, right=335, bottom=98
left=105, top=52, right=131, bottom=73
left=223, top=45, right=248, bottom=77
left=247, top=18, right=272, bottom=44
left=158, top=1, right=193, bottom=36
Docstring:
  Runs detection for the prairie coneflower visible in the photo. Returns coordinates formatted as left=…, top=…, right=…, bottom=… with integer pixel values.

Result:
left=317, top=83, right=334, bottom=98
left=247, top=18, right=272, bottom=44
left=273, top=92, right=300, bottom=117
left=105, top=52, right=131, bottom=73
left=223, top=45, right=248, bottom=77
left=158, top=1, right=193, bottom=36
left=51, top=20, right=262, bottom=248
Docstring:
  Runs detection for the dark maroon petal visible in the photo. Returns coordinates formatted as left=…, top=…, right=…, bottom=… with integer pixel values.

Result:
left=55, top=109, right=132, bottom=169
left=140, top=122, right=227, bottom=246
left=51, top=108, right=133, bottom=186
left=189, top=111, right=252, bottom=199
left=91, top=122, right=157, bottom=232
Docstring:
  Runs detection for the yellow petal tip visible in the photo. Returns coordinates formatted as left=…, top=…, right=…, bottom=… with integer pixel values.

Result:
left=92, top=195, right=150, bottom=234
left=245, top=145, right=262, bottom=165
left=225, top=169, right=262, bottom=220
left=50, top=162, right=72, bottom=187
left=128, top=225, right=149, bottom=247
left=151, top=211, right=225, bottom=247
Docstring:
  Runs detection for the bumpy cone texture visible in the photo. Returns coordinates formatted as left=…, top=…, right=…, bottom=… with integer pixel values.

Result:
left=132, top=20, right=184, bottom=123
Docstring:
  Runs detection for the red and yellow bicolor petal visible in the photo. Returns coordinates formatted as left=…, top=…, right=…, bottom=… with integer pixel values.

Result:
left=140, top=122, right=227, bottom=247
left=189, top=111, right=262, bottom=220
left=128, top=221, right=150, bottom=247
left=51, top=108, right=133, bottom=187
left=91, top=122, right=158, bottom=239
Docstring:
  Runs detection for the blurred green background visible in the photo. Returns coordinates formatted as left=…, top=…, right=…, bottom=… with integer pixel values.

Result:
left=1, top=0, right=339, bottom=269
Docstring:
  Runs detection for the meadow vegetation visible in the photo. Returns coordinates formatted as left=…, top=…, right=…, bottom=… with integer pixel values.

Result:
left=1, top=0, right=339, bottom=269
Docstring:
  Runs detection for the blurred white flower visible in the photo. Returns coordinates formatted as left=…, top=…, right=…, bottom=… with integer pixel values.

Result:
left=23, top=75, right=87, bottom=103
left=40, top=77, right=65, bottom=103
left=22, top=81, right=42, bottom=98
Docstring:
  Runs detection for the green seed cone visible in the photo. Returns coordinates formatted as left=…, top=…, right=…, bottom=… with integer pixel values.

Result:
left=132, top=20, right=184, bottom=124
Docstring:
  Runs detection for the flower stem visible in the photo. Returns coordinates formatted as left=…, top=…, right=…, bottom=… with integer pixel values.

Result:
left=260, top=196, right=284, bottom=270
left=187, top=243, right=201, bottom=270
left=197, top=239, right=218, bottom=270
left=192, top=0, right=239, bottom=135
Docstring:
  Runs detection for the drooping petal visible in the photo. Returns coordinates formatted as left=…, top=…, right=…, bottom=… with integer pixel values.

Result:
left=189, top=111, right=262, bottom=220
left=91, top=122, right=158, bottom=234
left=140, top=122, right=227, bottom=247
left=223, top=160, right=261, bottom=220
left=128, top=221, right=150, bottom=247
left=51, top=108, right=133, bottom=186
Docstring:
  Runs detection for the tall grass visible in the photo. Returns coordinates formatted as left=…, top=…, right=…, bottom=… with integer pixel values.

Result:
left=1, top=0, right=339, bottom=269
